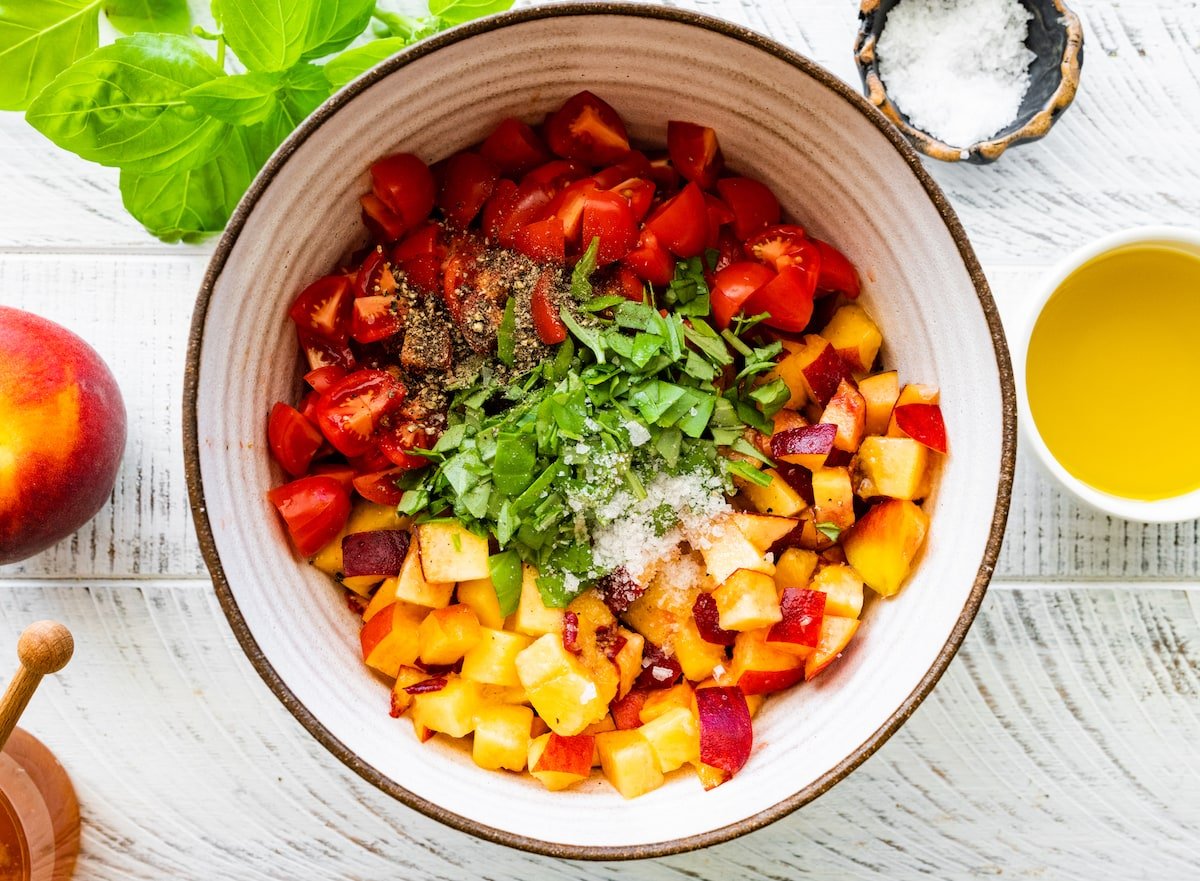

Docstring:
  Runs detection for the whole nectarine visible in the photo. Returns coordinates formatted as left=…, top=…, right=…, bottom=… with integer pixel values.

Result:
left=0, top=307, right=125, bottom=564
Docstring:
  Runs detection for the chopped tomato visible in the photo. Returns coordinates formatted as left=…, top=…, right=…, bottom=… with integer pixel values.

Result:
left=441, top=235, right=482, bottom=323
left=480, top=117, right=551, bottom=176
left=530, top=268, right=566, bottom=344
left=355, top=249, right=397, bottom=299
left=514, top=218, right=566, bottom=264
left=545, top=178, right=598, bottom=244
left=590, top=151, right=652, bottom=189
left=437, top=151, right=498, bottom=228
left=267, top=475, right=351, bottom=557
left=704, top=194, right=734, bottom=249
left=299, top=389, right=322, bottom=424
left=745, top=224, right=810, bottom=271
left=304, top=365, right=346, bottom=394
left=623, top=228, right=675, bottom=286
left=667, top=121, right=723, bottom=190
left=646, top=154, right=681, bottom=192
left=289, top=275, right=353, bottom=343
left=743, top=263, right=817, bottom=332
left=713, top=228, right=744, bottom=272
left=391, top=223, right=445, bottom=292
left=297, top=327, right=356, bottom=372
left=483, top=179, right=553, bottom=246
left=716, top=177, right=781, bottom=240
left=369, top=153, right=435, bottom=233
left=645, top=182, right=707, bottom=258
left=360, top=193, right=407, bottom=242
left=352, top=468, right=406, bottom=506
left=582, top=190, right=638, bottom=264
left=268, top=402, right=324, bottom=477
left=710, top=261, right=774, bottom=329
left=310, top=463, right=355, bottom=495
left=351, top=296, right=406, bottom=343
left=348, top=446, right=392, bottom=475
left=379, top=421, right=434, bottom=469
left=521, top=159, right=589, bottom=191
left=609, top=177, right=655, bottom=222
left=812, top=239, right=861, bottom=298
left=544, top=91, right=630, bottom=165
left=315, top=369, right=407, bottom=457
left=610, top=265, right=644, bottom=301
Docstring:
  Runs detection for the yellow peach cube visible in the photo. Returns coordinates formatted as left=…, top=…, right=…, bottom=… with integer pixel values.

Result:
left=638, top=682, right=694, bottom=724
left=461, top=627, right=533, bottom=687
left=418, top=604, right=482, bottom=666
left=774, top=548, right=819, bottom=591
left=472, top=705, right=533, bottom=772
left=596, top=730, right=665, bottom=799
left=416, top=520, right=490, bottom=582
left=638, top=706, right=700, bottom=773
left=409, top=677, right=483, bottom=738
left=457, top=576, right=505, bottom=629
left=811, top=564, right=865, bottom=619
left=515, top=634, right=610, bottom=735
left=510, top=565, right=564, bottom=636
left=737, top=468, right=807, bottom=517
left=713, top=568, right=782, bottom=631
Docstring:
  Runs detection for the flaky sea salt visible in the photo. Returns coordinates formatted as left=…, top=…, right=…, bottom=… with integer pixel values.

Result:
left=876, top=0, right=1036, bottom=147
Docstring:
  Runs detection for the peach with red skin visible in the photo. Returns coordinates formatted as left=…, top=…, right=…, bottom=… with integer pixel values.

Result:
left=0, top=307, right=126, bottom=564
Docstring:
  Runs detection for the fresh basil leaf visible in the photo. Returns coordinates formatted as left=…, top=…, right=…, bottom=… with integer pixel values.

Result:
left=118, top=125, right=256, bottom=242
left=493, top=431, right=535, bottom=496
left=570, top=237, right=599, bottom=301
left=300, top=0, right=374, bottom=60
left=750, top=378, right=790, bottom=417
left=560, top=309, right=605, bottom=364
left=184, top=71, right=282, bottom=126
left=322, top=36, right=410, bottom=89
left=730, top=435, right=773, bottom=466
left=548, top=336, right=574, bottom=381
left=26, top=34, right=230, bottom=173
left=728, top=459, right=772, bottom=487
left=104, top=0, right=190, bottom=35
left=429, top=0, right=514, bottom=27
left=630, top=380, right=685, bottom=424
left=0, top=0, right=101, bottom=112
left=247, top=62, right=331, bottom=158
left=655, top=427, right=682, bottom=468
left=581, top=294, right=627, bottom=313
left=487, top=550, right=522, bottom=616
left=815, top=521, right=842, bottom=542
left=676, top=392, right=715, bottom=438
left=371, top=10, right=439, bottom=40
left=496, top=296, right=516, bottom=366
left=682, top=321, right=733, bottom=366
left=212, top=0, right=310, bottom=72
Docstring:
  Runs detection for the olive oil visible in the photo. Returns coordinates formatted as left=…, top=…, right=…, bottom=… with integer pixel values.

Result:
left=1026, top=244, right=1200, bottom=500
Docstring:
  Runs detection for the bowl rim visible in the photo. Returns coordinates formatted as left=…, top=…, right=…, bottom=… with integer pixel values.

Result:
left=183, top=1, right=1017, bottom=861
left=1012, top=225, right=1200, bottom=523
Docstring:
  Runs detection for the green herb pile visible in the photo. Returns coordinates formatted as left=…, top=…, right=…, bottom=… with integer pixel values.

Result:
left=398, top=241, right=791, bottom=611
left=0, top=0, right=512, bottom=243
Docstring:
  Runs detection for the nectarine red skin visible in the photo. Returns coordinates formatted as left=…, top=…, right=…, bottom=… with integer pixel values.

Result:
left=0, top=307, right=126, bottom=564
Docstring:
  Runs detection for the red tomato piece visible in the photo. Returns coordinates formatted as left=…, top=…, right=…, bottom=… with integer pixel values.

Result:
left=646, top=154, right=681, bottom=192
left=267, top=475, right=351, bottom=557
left=611, top=265, right=644, bottom=301
left=441, top=235, right=483, bottom=323
left=812, top=238, right=861, bottom=298
left=645, top=182, right=707, bottom=258
left=369, top=153, right=435, bottom=233
left=351, top=296, right=406, bottom=343
left=315, top=369, right=407, bottom=457
left=299, top=389, right=322, bottom=425
left=609, top=177, right=655, bottom=222
left=530, top=268, right=566, bottom=344
left=623, top=228, right=675, bottom=286
left=480, top=117, right=551, bottom=176
left=355, top=249, right=398, bottom=299
left=391, top=222, right=445, bottom=293
left=544, top=91, right=631, bottom=165
left=667, top=121, right=723, bottom=190
left=483, top=179, right=553, bottom=246
left=267, top=402, right=324, bottom=478
left=379, top=422, right=434, bottom=469
left=713, top=228, right=744, bottom=273
left=710, top=261, right=775, bottom=329
left=545, top=178, right=598, bottom=245
left=582, top=190, right=638, bottom=264
left=744, top=224, right=810, bottom=271
left=289, top=274, right=354, bottom=343
left=716, top=177, right=781, bottom=240
left=521, top=159, right=589, bottom=191
left=297, top=327, right=356, bottom=372
left=348, top=446, right=392, bottom=475
left=437, top=151, right=498, bottom=228
left=360, top=193, right=407, bottom=242
left=514, top=218, right=566, bottom=264
left=743, top=262, right=817, bottom=332
left=704, top=193, right=734, bottom=249
left=304, top=365, right=346, bottom=394
left=590, top=151, right=652, bottom=189
left=311, top=463, right=355, bottom=495
left=352, top=468, right=406, bottom=506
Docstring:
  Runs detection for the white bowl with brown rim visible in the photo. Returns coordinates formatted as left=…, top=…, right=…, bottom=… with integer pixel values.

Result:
left=185, top=3, right=1015, bottom=859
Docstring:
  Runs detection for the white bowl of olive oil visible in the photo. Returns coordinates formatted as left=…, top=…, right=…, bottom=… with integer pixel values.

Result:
left=1016, top=227, right=1200, bottom=522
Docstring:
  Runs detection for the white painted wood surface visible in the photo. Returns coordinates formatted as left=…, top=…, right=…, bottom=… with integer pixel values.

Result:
left=0, top=0, right=1197, bottom=877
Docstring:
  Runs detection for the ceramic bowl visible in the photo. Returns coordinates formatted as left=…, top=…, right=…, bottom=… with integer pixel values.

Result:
left=854, top=0, right=1084, bottom=163
left=185, top=3, right=1015, bottom=859
left=1013, top=226, right=1200, bottom=522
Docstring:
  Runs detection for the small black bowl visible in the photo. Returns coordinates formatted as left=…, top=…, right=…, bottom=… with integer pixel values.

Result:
left=854, top=0, right=1084, bottom=163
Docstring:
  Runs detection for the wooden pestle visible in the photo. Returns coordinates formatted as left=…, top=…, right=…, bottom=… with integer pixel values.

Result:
left=0, top=621, right=73, bottom=752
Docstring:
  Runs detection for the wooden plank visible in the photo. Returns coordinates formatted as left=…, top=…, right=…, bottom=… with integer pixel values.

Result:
left=0, top=580, right=1195, bottom=879
left=0, top=0, right=1196, bottom=263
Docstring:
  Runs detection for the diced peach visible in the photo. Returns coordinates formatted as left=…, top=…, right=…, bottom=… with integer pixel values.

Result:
left=811, top=466, right=855, bottom=531
left=533, top=732, right=595, bottom=777
left=510, top=564, right=565, bottom=636
left=612, top=627, right=645, bottom=698
left=887, top=384, right=939, bottom=435
left=821, top=379, right=866, bottom=452
left=418, top=604, right=482, bottom=665
left=774, top=547, right=819, bottom=591
left=671, top=617, right=725, bottom=682
left=804, top=615, right=860, bottom=680
left=692, top=760, right=730, bottom=791
left=768, top=350, right=811, bottom=409
left=732, top=512, right=799, bottom=552
left=859, top=371, right=900, bottom=436
left=476, top=684, right=530, bottom=705
left=639, top=706, right=700, bottom=773
left=472, top=704, right=533, bottom=772
left=457, top=576, right=505, bottom=629
left=515, top=634, right=611, bottom=735
left=820, top=304, right=882, bottom=373
left=388, top=665, right=428, bottom=716
left=810, top=564, right=864, bottom=619
left=638, top=682, right=694, bottom=724
left=364, top=539, right=453, bottom=620
left=417, top=519, right=490, bottom=582
left=410, top=677, right=483, bottom=738
left=360, top=601, right=423, bottom=677
left=892, top=403, right=948, bottom=454
left=731, top=628, right=807, bottom=694
left=786, top=334, right=851, bottom=406
left=737, top=468, right=807, bottom=517
left=771, top=422, right=837, bottom=470
left=841, top=499, right=929, bottom=596
left=528, top=733, right=590, bottom=790
left=311, top=501, right=407, bottom=593
left=855, top=436, right=928, bottom=500
left=695, top=516, right=775, bottom=583
left=461, top=627, right=533, bottom=686
left=713, top=568, right=782, bottom=631
left=596, top=730, right=665, bottom=799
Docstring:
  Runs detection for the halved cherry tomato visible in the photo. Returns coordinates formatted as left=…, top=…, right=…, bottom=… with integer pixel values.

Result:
left=441, top=235, right=482, bottom=323
left=704, top=194, right=735, bottom=249
left=268, top=402, right=324, bottom=477
left=710, top=261, right=775, bottom=329
left=544, top=91, right=630, bottom=165
left=480, top=118, right=551, bottom=176
left=514, top=218, right=566, bottom=264
left=267, top=475, right=351, bottom=557
left=667, top=121, right=723, bottom=190
left=304, top=365, right=346, bottom=394
left=812, top=239, right=861, bottom=298
left=646, top=154, right=681, bottom=192
left=289, top=275, right=354, bottom=343
left=483, top=179, right=553, bottom=246
left=369, top=153, right=435, bottom=233
left=645, top=182, right=708, bottom=258
left=713, top=228, right=744, bottom=272
left=297, top=327, right=356, bottom=372
left=352, top=468, right=406, bottom=506
left=299, top=389, right=322, bottom=424
left=745, top=224, right=809, bottom=271
left=315, top=369, right=407, bottom=457
left=391, top=222, right=445, bottom=292
left=743, top=263, right=817, bottom=332
left=623, top=228, right=675, bottom=286
left=530, top=268, right=566, bottom=344
left=348, top=446, right=392, bottom=475
left=522, top=159, right=589, bottom=191
left=582, top=190, right=638, bottom=264
left=352, top=296, right=406, bottom=343
left=379, top=422, right=434, bottom=469
left=716, top=177, right=781, bottom=240
left=609, top=265, right=644, bottom=301
left=360, top=193, right=407, bottom=241
left=545, top=178, right=598, bottom=244
left=437, top=151, right=498, bottom=228
left=311, top=463, right=356, bottom=495
left=590, top=151, right=652, bottom=190
left=356, top=249, right=398, bottom=299
left=609, top=177, right=655, bottom=222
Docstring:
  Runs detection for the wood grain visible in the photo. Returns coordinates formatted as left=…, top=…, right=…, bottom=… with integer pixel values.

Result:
left=1, top=581, right=1195, bottom=879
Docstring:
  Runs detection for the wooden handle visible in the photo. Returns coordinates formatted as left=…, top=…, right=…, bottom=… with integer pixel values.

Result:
left=0, top=620, right=73, bottom=752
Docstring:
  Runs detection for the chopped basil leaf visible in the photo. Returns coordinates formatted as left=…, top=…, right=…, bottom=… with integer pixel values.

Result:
left=815, top=522, right=843, bottom=542
left=488, top=550, right=523, bottom=616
